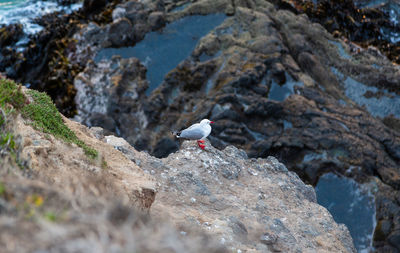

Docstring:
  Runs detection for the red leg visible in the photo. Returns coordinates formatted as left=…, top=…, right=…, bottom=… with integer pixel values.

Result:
left=197, top=140, right=206, bottom=150
left=198, top=140, right=205, bottom=143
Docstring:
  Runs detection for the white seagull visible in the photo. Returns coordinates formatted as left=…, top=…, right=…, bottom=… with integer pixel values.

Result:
left=174, top=119, right=214, bottom=150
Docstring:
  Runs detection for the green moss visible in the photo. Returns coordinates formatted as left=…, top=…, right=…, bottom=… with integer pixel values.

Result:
left=44, top=211, right=57, bottom=222
left=101, top=159, right=109, bottom=170
left=0, top=78, right=98, bottom=159
left=0, top=182, right=5, bottom=196
left=22, top=89, right=97, bottom=159
left=0, top=79, right=25, bottom=110
left=0, top=133, right=16, bottom=150
left=0, top=113, right=4, bottom=127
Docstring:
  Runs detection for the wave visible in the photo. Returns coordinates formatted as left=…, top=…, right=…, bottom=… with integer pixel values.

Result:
left=0, top=0, right=82, bottom=34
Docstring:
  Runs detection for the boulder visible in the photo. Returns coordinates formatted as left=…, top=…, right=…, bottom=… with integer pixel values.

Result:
left=104, top=135, right=356, bottom=252
left=107, top=18, right=135, bottom=47
left=148, top=11, right=166, bottom=31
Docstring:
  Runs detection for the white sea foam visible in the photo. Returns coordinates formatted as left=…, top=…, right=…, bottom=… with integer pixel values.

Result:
left=0, top=0, right=82, bottom=34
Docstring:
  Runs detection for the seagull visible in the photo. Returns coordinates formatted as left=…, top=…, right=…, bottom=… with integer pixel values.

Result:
left=173, top=119, right=214, bottom=150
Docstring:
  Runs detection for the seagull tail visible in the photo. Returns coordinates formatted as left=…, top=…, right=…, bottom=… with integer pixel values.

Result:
left=172, top=131, right=181, bottom=138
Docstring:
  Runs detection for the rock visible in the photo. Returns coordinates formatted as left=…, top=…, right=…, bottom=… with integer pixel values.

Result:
left=0, top=86, right=226, bottom=253
left=112, top=7, right=126, bottom=21
left=82, top=0, right=107, bottom=15
left=133, top=23, right=150, bottom=42
left=285, top=0, right=400, bottom=64
left=0, top=11, right=86, bottom=117
left=148, top=11, right=166, bottom=31
left=73, top=56, right=148, bottom=135
left=69, top=1, right=400, bottom=250
left=152, top=137, right=179, bottom=158
left=73, top=22, right=106, bottom=58
left=388, top=231, right=400, bottom=250
left=126, top=10, right=149, bottom=24
left=12, top=100, right=156, bottom=210
left=0, top=24, right=23, bottom=48
left=89, top=113, right=116, bottom=134
left=108, top=138, right=356, bottom=252
left=107, top=18, right=135, bottom=47
left=374, top=219, right=392, bottom=241
left=1, top=79, right=357, bottom=252
left=3, top=0, right=400, bottom=250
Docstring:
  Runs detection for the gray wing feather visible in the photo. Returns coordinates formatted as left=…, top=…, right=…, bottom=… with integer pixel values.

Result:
left=179, top=127, right=204, bottom=140
left=186, top=123, right=200, bottom=130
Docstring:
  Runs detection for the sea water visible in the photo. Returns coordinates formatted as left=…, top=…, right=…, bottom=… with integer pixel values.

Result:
left=316, top=173, right=376, bottom=252
left=95, top=14, right=227, bottom=95
left=0, top=0, right=82, bottom=34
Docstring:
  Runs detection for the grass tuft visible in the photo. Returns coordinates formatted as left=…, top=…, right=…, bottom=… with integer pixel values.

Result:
left=0, top=133, right=16, bottom=150
left=0, top=182, right=5, bottom=196
left=0, top=78, right=98, bottom=159
left=0, top=79, right=25, bottom=110
left=22, top=89, right=98, bottom=159
left=44, top=211, right=57, bottom=222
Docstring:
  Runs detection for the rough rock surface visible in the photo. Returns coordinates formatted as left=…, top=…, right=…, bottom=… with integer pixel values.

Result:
left=1, top=0, right=400, bottom=251
left=70, top=2, right=400, bottom=249
left=0, top=93, right=355, bottom=252
left=73, top=56, right=149, bottom=138
left=0, top=24, right=23, bottom=48
left=12, top=110, right=157, bottom=211
left=69, top=1, right=400, bottom=250
left=104, top=134, right=356, bottom=252
left=0, top=98, right=225, bottom=253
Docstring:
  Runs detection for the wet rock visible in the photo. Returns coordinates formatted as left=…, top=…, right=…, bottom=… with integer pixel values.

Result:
left=82, top=0, right=107, bottom=15
left=270, top=62, right=287, bottom=84
left=89, top=113, right=116, bottom=134
left=152, top=138, right=179, bottom=158
left=383, top=139, right=400, bottom=162
left=0, top=24, right=23, bottom=48
left=112, top=6, right=126, bottom=21
left=133, top=23, right=149, bottom=42
left=297, top=52, right=340, bottom=90
left=388, top=231, right=400, bottom=250
left=148, top=11, right=166, bottom=31
left=281, top=0, right=400, bottom=64
left=126, top=10, right=149, bottom=25
left=0, top=11, right=87, bottom=117
left=107, top=18, right=135, bottom=47
left=244, top=99, right=284, bottom=117
left=375, top=219, right=392, bottom=242
left=73, top=56, right=148, bottom=137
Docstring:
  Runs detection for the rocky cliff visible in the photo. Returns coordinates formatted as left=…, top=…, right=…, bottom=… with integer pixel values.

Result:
left=2, top=0, right=400, bottom=251
left=0, top=81, right=355, bottom=252
left=67, top=1, right=400, bottom=251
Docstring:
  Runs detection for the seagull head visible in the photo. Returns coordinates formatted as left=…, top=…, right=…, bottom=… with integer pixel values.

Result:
left=200, top=119, right=214, bottom=125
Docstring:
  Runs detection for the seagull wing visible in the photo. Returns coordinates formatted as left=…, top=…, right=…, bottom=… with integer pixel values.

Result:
left=185, top=123, right=200, bottom=130
left=179, top=126, right=205, bottom=140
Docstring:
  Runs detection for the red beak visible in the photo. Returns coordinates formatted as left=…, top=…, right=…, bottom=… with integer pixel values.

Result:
left=210, top=121, right=214, bottom=124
